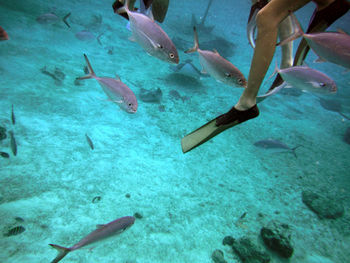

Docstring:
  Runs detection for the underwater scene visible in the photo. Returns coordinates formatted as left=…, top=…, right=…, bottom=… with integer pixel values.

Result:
left=1, top=0, right=350, bottom=262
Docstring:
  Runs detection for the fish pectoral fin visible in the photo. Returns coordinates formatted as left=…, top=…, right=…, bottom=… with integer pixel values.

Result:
left=128, top=35, right=137, bottom=42
left=115, top=74, right=121, bottom=81
left=307, top=81, right=321, bottom=88
left=138, top=30, right=158, bottom=49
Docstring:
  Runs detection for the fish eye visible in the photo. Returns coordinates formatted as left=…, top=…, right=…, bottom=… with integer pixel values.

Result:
left=225, top=73, right=232, bottom=78
left=169, top=53, right=175, bottom=58
left=128, top=103, right=132, bottom=106
left=319, top=82, right=325, bottom=87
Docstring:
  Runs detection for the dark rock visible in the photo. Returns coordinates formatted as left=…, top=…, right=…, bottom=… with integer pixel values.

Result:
left=125, top=193, right=131, bottom=198
left=222, top=235, right=235, bottom=246
left=232, top=237, right=270, bottom=263
left=344, top=127, right=350, bottom=145
left=0, top=126, right=6, bottom=140
left=260, top=221, right=293, bottom=258
left=302, top=190, right=344, bottom=219
left=211, top=249, right=227, bottom=263
left=134, top=212, right=143, bottom=219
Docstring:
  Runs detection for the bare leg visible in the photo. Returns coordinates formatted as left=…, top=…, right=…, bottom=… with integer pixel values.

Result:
left=236, top=0, right=311, bottom=110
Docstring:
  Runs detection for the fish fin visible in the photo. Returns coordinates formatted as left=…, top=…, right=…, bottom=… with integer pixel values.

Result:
left=128, top=33, right=137, bottom=42
left=291, top=145, right=302, bottom=158
left=267, top=60, right=279, bottom=80
left=96, top=224, right=105, bottom=229
left=337, top=28, right=348, bottom=35
left=213, top=49, right=219, bottom=54
left=277, top=13, right=304, bottom=46
left=306, top=81, right=322, bottom=89
left=76, top=54, right=96, bottom=80
left=49, top=244, right=71, bottom=263
left=115, top=74, right=121, bottom=81
left=117, top=0, right=130, bottom=14
left=185, top=27, right=199, bottom=54
left=314, top=57, right=326, bottom=63
left=62, top=12, right=71, bottom=28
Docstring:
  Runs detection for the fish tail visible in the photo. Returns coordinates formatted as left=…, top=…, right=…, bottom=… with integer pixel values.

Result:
left=291, top=145, right=302, bottom=158
left=277, top=13, right=304, bottom=46
left=117, top=0, right=130, bottom=15
left=62, top=12, right=71, bottom=28
left=49, top=244, right=71, bottom=263
left=185, top=27, right=199, bottom=54
left=76, top=54, right=96, bottom=80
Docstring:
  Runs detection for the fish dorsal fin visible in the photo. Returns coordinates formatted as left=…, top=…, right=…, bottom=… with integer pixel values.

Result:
left=213, top=49, right=219, bottom=54
left=115, top=74, right=121, bottom=81
left=96, top=224, right=105, bottom=229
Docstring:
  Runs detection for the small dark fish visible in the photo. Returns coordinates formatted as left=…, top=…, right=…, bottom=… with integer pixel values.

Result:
left=85, top=134, right=94, bottom=150
left=15, top=217, right=24, bottom=222
left=4, top=226, right=25, bottom=237
left=0, top=151, right=10, bottom=158
left=92, top=196, right=101, bottom=203
left=9, top=131, right=17, bottom=156
left=11, top=104, right=15, bottom=125
left=254, top=139, right=300, bottom=158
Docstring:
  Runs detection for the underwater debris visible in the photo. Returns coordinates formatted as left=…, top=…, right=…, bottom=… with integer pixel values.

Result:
left=92, top=196, right=101, bottom=203
left=0, top=152, right=10, bottom=158
left=85, top=134, right=94, bottom=150
left=4, top=226, right=25, bottom=237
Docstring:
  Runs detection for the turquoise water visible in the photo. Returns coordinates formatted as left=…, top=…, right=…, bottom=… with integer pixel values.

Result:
left=0, top=0, right=349, bottom=262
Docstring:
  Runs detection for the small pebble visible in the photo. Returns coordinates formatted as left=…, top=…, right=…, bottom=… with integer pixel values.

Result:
left=134, top=212, right=143, bottom=219
left=125, top=193, right=131, bottom=198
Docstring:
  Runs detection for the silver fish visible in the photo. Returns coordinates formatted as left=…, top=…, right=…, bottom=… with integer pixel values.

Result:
left=185, top=27, right=247, bottom=88
left=36, top=12, right=71, bottom=28
left=274, top=64, right=337, bottom=94
left=254, top=139, right=300, bottom=157
left=77, top=54, right=138, bottom=113
left=49, top=216, right=135, bottom=263
left=279, top=13, right=350, bottom=69
left=117, top=0, right=179, bottom=64
left=9, top=131, right=17, bottom=156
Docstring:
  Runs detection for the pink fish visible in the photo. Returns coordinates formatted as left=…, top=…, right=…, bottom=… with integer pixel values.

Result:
left=49, top=216, right=135, bottom=263
left=279, top=13, right=350, bottom=69
left=77, top=54, right=138, bottom=113
left=185, top=27, right=247, bottom=88
left=116, top=0, right=179, bottom=64
left=0, top=26, right=9, bottom=41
